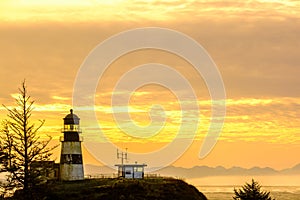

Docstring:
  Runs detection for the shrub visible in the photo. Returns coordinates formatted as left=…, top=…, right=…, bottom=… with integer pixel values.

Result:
left=233, top=179, right=275, bottom=200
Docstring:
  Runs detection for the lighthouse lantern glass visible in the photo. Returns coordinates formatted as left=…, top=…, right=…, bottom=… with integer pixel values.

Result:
left=64, top=124, right=79, bottom=131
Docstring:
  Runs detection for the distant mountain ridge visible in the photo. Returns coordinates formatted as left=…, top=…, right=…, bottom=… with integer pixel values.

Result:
left=156, top=164, right=300, bottom=178
left=84, top=163, right=300, bottom=179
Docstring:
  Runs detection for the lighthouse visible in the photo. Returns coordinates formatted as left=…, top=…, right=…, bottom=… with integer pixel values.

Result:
left=60, top=109, right=84, bottom=181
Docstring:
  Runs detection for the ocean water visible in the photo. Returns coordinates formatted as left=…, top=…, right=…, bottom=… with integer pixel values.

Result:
left=187, top=176, right=300, bottom=200
left=197, top=186, right=300, bottom=200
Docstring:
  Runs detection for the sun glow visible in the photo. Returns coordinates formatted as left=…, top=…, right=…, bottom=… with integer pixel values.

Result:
left=1, top=0, right=299, bottom=22
left=1, top=0, right=299, bottom=171
left=10, top=0, right=125, bottom=6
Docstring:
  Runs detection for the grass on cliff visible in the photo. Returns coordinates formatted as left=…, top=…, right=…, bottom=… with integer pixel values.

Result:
left=13, top=177, right=207, bottom=200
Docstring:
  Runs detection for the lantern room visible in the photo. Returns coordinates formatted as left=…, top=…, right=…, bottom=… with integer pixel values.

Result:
left=63, top=109, right=81, bottom=132
left=62, top=109, right=82, bottom=142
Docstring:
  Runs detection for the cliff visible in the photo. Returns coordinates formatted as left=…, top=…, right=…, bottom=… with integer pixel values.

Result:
left=13, top=178, right=207, bottom=200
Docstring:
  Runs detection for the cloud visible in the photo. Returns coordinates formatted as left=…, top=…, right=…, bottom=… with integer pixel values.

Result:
left=1, top=0, right=300, bottom=22
left=0, top=0, right=299, bottom=148
left=1, top=11, right=299, bottom=102
left=1, top=1, right=300, bottom=170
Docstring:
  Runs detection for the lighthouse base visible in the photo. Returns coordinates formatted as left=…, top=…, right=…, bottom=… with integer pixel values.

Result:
left=60, top=164, right=84, bottom=181
left=60, top=141, right=84, bottom=181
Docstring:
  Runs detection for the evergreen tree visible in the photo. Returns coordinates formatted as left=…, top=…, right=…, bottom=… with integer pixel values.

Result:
left=233, top=179, right=275, bottom=200
left=0, top=81, right=57, bottom=198
left=0, top=122, right=11, bottom=171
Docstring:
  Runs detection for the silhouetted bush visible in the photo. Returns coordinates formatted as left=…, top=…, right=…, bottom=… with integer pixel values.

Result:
left=233, top=179, right=275, bottom=200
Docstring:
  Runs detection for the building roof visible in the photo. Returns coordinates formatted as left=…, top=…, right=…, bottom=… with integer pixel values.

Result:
left=115, top=164, right=147, bottom=167
left=63, top=109, right=80, bottom=125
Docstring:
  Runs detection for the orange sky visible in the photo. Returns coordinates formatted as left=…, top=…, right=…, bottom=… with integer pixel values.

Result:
left=0, top=0, right=300, bottom=170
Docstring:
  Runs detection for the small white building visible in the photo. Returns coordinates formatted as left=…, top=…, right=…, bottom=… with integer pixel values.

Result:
left=115, top=163, right=147, bottom=179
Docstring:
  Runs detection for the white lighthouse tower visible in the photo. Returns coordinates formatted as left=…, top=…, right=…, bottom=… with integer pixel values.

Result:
left=60, top=109, right=84, bottom=181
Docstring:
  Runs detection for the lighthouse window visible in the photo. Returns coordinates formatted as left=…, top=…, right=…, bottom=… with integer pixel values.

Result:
left=64, top=125, right=79, bottom=131
left=61, top=154, right=82, bottom=164
left=72, top=154, right=83, bottom=164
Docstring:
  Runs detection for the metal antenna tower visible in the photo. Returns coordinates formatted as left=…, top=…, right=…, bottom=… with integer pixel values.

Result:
left=117, top=148, right=128, bottom=166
